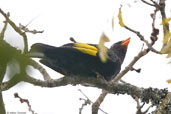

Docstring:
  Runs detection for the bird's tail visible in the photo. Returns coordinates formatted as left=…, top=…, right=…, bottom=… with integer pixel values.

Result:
left=28, top=43, right=54, bottom=58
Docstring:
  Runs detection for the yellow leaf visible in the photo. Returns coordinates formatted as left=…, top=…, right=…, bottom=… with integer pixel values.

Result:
left=160, top=44, right=170, bottom=54
left=98, top=33, right=110, bottom=63
left=112, top=15, right=114, bottom=30
left=161, top=17, right=171, bottom=25
left=167, top=79, right=171, bottom=84
left=163, top=32, right=171, bottom=44
left=118, top=7, right=125, bottom=27
left=160, top=32, right=171, bottom=56
left=166, top=49, right=171, bottom=58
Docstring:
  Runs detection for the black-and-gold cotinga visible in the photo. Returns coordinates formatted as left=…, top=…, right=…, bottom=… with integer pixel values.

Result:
left=29, top=38, right=130, bottom=81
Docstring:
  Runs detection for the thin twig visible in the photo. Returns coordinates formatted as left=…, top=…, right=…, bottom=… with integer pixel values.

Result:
left=125, top=25, right=160, bottom=54
left=78, top=89, right=91, bottom=114
left=133, top=96, right=152, bottom=114
left=19, top=23, right=44, bottom=34
left=14, top=92, right=36, bottom=114
left=79, top=98, right=91, bottom=114
left=112, top=49, right=147, bottom=83
left=78, top=89, right=108, bottom=114
left=0, top=13, right=9, bottom=40
left=141, top=0, right=156, bottom=7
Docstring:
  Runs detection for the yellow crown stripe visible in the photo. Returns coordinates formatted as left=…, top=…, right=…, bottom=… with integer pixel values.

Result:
left=74, top=43, right=98, bottom=51
left=73, top=47, right=97, bottom=56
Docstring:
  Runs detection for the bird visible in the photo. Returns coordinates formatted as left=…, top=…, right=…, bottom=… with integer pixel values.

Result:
left=28, top=38, right=130, bottom=81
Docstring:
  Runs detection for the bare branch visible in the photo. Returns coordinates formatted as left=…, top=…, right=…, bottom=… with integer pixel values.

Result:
left=91, top=6, right=161, bottom=113
left=19, top=23, right=44, bottom=34
left=133, top=96, right=152, bottom=114
left=159, top=0, right=169, bottom=39
left=0, top=13, right=9, bottom=40
left=14, top=92, right=36, bottom=114
left=78, top=89, right=91, bottom=114
left=78, top=89, right=108, bottom=114
left=16, top=75, right=168, bottom=107
left=0, top=72, right=169, bottom=113
left=79, top=98, right=91, bottom=114
left=0, top=8, right=28, bottom=53
left=28, top=59, right=52, bottom=80
left=141, top=0, right=156, bottom=7
left=125, top=25, right=160, bottom=54
left=112, top=49, right=147, bottom=83
left=0, top=73, right=23, bottom=91
left=92, top=90, right=108, bottom=114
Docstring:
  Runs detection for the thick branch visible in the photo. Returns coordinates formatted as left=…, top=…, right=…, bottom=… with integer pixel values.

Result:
left=1, top=73, right=23, bottom=91
left=0, top=71, right=170, bottom=113
left=7, top=75, right=167, bottom=107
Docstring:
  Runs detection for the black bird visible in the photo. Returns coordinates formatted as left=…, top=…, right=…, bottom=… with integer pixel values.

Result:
left=29, top=38, right=130, bottom=81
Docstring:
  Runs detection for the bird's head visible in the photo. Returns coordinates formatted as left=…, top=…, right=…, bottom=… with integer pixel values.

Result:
left=109, top=37, right=130, bottom=64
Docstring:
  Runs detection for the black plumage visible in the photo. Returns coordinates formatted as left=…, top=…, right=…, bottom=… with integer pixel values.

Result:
left=29, top=38, right=130, bottom=81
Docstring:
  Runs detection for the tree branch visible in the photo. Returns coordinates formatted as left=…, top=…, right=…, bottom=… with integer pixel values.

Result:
left=159, top=0, right=169, bottom=39
left=19, top=23, right=44, bottom=34
left=1, top=73, right=23, bottom=91
left=155, top=93, right=171, bottom=114
left=92, top=90, right=108, bottom=114
left=0, top=16, right=8, bottom=40
left=0, top=8, right=28, bottom=53
left=28, top=59, right=52, bottom=80
left=12, top=75, right=167, bottom=107
left=0, top=91, right=5, bottom=114
left=141, top=0, right=156, bottom=7
left=14, top=92, right=36, bottom=114
left=91, top=4, right=161, bottom=114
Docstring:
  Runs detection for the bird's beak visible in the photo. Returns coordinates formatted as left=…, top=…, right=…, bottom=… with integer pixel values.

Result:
left=121, top=37, right=131, bottom=47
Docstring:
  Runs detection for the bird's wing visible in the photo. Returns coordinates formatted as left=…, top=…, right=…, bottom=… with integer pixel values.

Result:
left=40, top=59, right=67, bottom=76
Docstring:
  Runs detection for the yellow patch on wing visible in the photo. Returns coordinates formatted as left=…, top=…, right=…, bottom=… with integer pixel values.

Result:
left=73, top=43, right=98, bottom=56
